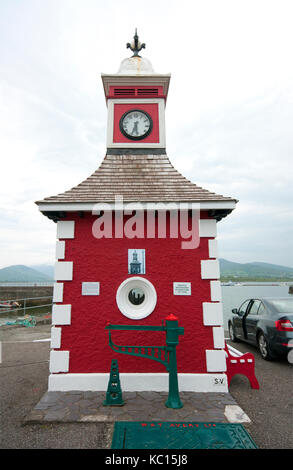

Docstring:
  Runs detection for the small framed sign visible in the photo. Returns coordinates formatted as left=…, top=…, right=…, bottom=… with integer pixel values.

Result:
left=128, top=249, right=146, bottom=274
left=173, top=282, right=191, bottom=296
left=82, top=282, right=100, bottom=296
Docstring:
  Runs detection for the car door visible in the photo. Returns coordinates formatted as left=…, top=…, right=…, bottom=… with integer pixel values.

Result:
left=234, top=299, right=252, bottom=338
left=244, top=299, right=261, bottom=344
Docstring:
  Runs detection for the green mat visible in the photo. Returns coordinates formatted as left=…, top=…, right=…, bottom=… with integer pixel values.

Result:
left=111, top=421, right=258, bottom=449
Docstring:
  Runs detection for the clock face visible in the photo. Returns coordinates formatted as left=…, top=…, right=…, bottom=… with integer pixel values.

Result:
left=119, top=109, right=153, bottom=140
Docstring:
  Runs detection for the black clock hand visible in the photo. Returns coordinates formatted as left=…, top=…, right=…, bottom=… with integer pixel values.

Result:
left=131, top=121, right=139, bottom=135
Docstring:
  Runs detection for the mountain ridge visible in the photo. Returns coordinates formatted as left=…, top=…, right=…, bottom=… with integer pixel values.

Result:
left=0, top=260, right=292, bottom=282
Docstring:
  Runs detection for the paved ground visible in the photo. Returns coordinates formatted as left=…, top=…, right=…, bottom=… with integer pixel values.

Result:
left=0, top=324, right=292, bottom=449
left=25, top=390, right=239, bottom=424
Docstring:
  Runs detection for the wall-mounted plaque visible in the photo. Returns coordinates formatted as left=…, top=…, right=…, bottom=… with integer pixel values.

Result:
left=173, top=282, right=191, bottom=296
left=128, top=249, right=146, bottom=274
left=82, top=282, right=100, bottom=296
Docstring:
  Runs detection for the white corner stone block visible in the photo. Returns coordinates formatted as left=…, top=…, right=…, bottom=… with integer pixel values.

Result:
left=210, top=280, right=222, bottom=302
left=203, top=302, right=224, bottom=326
left=206, top=349, right=227, bottom=372
left=54, top=261, right=73, bottom=281
left=53, top=282, right=64, bottom=303
left=208, top=239, right=218, bottom=258
left=56, top=240, right=65, bottom=260
left=213, top=327, right=225, bottom=349
left=52, top=304, right=71, bottom=325
left=57, top=220, right=75, bottom=239
left=201, top=260, right=220, bottom=279
left=199, top=219, right=217, bottom=237
left=51, top=327, right=62, bottom=349
left=49, top=350, right=69, bottom=373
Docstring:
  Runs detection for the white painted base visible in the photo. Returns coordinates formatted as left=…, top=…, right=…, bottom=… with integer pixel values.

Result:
left=48, top=372, right=228, bottom=393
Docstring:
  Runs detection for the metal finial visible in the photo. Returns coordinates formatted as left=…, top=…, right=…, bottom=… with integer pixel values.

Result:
left=126, top=28, right=145, bottom=57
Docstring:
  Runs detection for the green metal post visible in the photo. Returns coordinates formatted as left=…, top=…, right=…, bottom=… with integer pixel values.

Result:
left=164, top=314, right=184, bottom=409
left=105, top=316, right=184, bottom=409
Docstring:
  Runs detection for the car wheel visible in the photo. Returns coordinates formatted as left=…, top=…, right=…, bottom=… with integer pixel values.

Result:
left=229, top=322, right=239, bottom=343
left=257, top=332, right=274, bottom=361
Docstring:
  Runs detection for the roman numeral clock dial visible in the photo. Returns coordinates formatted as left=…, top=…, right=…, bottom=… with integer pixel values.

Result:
left=120, top=110, right=153, bottom=140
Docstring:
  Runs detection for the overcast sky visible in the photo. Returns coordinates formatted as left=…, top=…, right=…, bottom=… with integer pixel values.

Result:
left=0, top=0, right=292, bottom=269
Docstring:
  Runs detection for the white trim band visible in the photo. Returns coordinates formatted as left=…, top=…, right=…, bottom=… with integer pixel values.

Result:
left=48, top=372, right=228, bottom=392
left=38, top=201, right=236, bottom=212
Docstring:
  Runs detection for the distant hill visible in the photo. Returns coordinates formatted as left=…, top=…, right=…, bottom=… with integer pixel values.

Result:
left=0, top=265, right=53, bottom=282
left=29, top=264, right=54, bottom=279
left=220, top=259, right=293, bottom=281
left=0, top=260, right=292, bottom=283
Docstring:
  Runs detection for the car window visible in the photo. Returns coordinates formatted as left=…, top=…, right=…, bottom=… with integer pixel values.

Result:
left=257, top=302, right=266, bottom=316
left=239, top=300, right=251, bottom=315
left=248, top=300, right=261, bottom=315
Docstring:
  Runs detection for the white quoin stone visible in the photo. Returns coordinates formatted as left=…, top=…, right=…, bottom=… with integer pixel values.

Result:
left=210, top=280, right=222, bottom=302
left=201, top=260, right=220, bottom=279
left=213, top=327, right=225, bottom=349
left=203, top=302, right=224, bottom=326
left=52, top=304, right=71, bottom=325
left=49, top=350, right=69, bottom=373
left=208, top=239, right=218, bottom=258
left=56, top=221, right=75, bottom=239
left=51, top=327, right=62, bottom=349
left=53, top=283, right=64, bottom=303
left=206, top=350, right=227, bottom=372
left=54, top=261, right=73, bottom=281
left=199, top=219, right=217, bottom=237
left=55, top=240, right=65, bottom=259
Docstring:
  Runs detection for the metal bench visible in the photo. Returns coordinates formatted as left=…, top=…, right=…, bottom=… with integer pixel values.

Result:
left=225, top=343, right=259, bottom=389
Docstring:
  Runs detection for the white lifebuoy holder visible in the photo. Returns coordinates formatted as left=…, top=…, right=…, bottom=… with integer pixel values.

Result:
left=116, top=277, right=157, bottom=320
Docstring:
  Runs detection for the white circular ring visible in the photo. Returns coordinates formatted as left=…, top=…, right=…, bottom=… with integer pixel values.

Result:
left=116, top=277, right=157, bottom=320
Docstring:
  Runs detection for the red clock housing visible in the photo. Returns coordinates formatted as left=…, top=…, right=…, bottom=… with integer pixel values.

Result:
left=113, top=102, right=160, bottom=144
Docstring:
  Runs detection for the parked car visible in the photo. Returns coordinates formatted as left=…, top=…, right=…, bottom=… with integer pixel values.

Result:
left=228, top=297, right=293, bottom=360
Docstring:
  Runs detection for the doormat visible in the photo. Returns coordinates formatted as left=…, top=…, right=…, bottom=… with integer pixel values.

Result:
left=111, top=422, right=258, bottom=449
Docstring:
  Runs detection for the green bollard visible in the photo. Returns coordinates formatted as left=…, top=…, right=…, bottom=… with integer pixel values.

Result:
left=164, top=314, right=184, bottom=409
left=103, top=359, right=124, bottom=406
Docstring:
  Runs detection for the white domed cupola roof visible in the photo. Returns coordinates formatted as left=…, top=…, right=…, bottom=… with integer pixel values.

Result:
left=118, top=56, right=154, bottom=75
left=118, top=29, right=155, bottom=75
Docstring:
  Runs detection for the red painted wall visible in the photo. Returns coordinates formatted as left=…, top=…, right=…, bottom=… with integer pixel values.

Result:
left=113, top=103, right=160, bottom=143
left=57, top=212, right=216, bottom=374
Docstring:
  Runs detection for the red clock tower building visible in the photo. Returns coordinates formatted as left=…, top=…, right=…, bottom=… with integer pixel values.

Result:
left=36, top=32, right=237, bottom=393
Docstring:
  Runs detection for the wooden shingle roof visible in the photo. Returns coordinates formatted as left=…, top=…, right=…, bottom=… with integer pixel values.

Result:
left=36, top=153, right=236, bottom=205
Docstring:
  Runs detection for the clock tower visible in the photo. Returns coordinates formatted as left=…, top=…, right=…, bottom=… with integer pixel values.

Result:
left=36, top=31, right=237, bottom=394
left=102, top=30, right=169, bottom=152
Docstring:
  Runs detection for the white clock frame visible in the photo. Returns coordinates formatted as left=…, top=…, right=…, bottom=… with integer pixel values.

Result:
left=107, top=98, right=166, bottom=149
